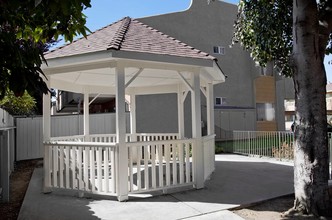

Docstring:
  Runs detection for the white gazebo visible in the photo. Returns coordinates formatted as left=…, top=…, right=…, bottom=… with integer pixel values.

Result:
left=42, top=17, right=225, bottom=201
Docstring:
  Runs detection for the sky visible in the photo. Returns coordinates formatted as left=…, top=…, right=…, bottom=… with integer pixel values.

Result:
left=57, top=0, right=332, bottom=82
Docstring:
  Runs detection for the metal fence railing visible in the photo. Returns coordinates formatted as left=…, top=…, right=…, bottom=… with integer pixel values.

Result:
left=232, top=131, right=294, bottom=160
left=218, top=131, right=332, bottom=180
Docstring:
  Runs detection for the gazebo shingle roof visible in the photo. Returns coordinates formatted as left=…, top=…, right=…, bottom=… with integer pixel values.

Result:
left=45, top=17, right=216, bottom=61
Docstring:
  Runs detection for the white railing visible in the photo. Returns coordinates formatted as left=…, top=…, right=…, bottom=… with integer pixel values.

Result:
left=89, top=134, right=118, bottom=143
left=233, top=131, right=294, bottom=160
left=44, top=132, right=215, bottom=199
left=50, top=135, right=85, bottom=142
left=203, top=135, right=215, bottom=180
left=135, top=133, right=179, bottom=142
left=127, top=138, right=194, bottom=194
left=51, top=133, right=179, bottom=144
left=44, top=141, right=117, bottom=196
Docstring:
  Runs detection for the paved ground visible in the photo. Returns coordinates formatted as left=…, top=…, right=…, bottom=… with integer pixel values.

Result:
left=18, top=154, right=294, bottom=220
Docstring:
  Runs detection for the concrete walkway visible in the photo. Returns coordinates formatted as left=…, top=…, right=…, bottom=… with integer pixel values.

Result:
left=18, top=154, right=294, bottom=220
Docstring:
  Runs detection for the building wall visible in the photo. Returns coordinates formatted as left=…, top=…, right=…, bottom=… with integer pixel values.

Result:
left=137, top=0, right=261, bottom=136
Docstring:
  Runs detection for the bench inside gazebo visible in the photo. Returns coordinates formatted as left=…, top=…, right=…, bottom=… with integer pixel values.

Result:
left=42, top=17, right=225, bottom=201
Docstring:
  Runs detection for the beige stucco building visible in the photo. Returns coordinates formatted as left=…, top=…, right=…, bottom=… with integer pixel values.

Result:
left=137, top=0, right=294, bottom=139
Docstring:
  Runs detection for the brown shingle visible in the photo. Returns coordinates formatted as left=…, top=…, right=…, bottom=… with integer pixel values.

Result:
left=45, top=17, right=216, bottom=61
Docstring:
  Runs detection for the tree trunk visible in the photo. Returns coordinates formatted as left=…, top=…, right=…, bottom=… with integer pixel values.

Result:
left=292, top=0, right=331, bottom=216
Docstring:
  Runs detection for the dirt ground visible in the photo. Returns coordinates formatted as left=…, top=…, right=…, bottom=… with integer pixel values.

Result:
left=0, top=159, right=39, bottom=220
left=233, top=195, right=332, bottom=220
left=0, top=160, right=331, bottom=220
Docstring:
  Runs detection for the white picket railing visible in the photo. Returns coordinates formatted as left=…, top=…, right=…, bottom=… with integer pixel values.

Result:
left=127, top=138, right=194, bottom=194
left=51, top=133, right=179, bottom=144
left=44, top=141, right=117, bottom=196
left=50, top=135, right=85, bottom=142
left=135, top=133, right=179, bottom=142
left=44, top=133, right=203, bottom=198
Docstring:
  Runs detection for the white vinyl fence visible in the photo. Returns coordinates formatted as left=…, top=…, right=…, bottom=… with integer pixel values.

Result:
left=16, top=113, right=130, bottom=161
left=0, top=108, right=15, bottom=202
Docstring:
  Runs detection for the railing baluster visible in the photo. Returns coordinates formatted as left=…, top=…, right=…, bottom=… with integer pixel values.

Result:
left=179, top=143, right=184, bottom=184
left=151, top=144, right=156, bottom=189
left=90, top=147, right=95, bottom=192
left=83, top=147, right=89, bottom=191
left=137, top=145, right=142, bottom=191
left=97, top=147, right=102, bottom=192
left=65, top=146, right=70, bottom=189
left=144, top=145, right=149, bottom=190
left=104, top=148, right=109, bottom=193
left=71, top=146, right=77, bottom=189
left=59, top=146, right=64, bottom=188
left=53, top=146, right=58, bottom=187
left=158, top=144, right=163, bottom=188
left=185, top=143, right=190, bottom=183
left=77, top=147, right=83, bottom=190
left=172, top=144, right=177, bottom=185
left=165, top=143, right=171, bottom=186
left=128, top=146, right=133, bottom=192
left=111, top=147, right=116, bottom=193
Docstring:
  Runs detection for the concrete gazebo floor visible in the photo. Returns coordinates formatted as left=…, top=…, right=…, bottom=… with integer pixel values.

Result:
left=18, top=154, right=294, bottom=220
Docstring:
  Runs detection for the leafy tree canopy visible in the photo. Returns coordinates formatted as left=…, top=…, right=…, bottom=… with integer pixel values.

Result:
left=232, top=0, right=332, bottom=77
left=0, top=0, right=91, bottom=99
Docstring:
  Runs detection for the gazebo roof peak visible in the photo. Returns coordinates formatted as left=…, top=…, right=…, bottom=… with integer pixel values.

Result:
left=45, top=17, right=217, bottom=61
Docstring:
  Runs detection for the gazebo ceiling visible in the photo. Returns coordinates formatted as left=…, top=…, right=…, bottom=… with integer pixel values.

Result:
left=42, top=17, right=225, bottom=94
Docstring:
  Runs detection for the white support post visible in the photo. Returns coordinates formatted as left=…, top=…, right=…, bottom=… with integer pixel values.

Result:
left=177, top=85, right=185, bottom=138
left=130, top=94, right=138, bottom=162
left=43, top=91, right=51, bottom=141
left=43, top=89, right=51, bottom=193
left=115, top=64, right=129, bottom=201
left=130, top=94, right=137, bottom=141
left=207, top=82, right=215, bottom=173
left=207, top=83, right=215, bottom=135
left=83, top=91, right=90, bottom=141
left=191, top=70, right=204, bottom=189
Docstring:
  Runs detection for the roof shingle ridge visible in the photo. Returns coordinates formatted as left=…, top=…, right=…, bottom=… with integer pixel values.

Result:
left=45, top=18, right=130, bottom=55
left=131, top=18, right=215, bottom=60
left=108, top=17, right=131, bottom=50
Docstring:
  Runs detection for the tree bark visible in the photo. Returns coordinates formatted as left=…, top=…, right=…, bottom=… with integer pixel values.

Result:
left=292, top=0, right=331, bottom=216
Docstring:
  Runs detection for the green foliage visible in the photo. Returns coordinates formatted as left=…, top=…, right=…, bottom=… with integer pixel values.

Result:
left=0, top=90, right=36, bottom=115
left=233, top=0, right=293, bottom=76
left=233, top=0, right=332, bottom=77
left=0, top=0, right=91, bottom=99
left=215, top=145, right=225, bottom=154
left=215, top=141, right=233, bottom=153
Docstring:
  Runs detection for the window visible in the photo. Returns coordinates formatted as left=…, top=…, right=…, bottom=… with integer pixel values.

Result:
left=256, top=103, right=275, bottom=121
left=213, top=46, right=225, bottom=55
left=215, top=97, right=226, bottom=106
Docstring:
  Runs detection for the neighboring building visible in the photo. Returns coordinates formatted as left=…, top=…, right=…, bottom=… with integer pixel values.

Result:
left=285, top=83, right=332, bottom=130
left=53, top=0, right=295, bottom=139
left=138, top=0, right=295, bottom=139
left=53, top=92, right=117, bottom=114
